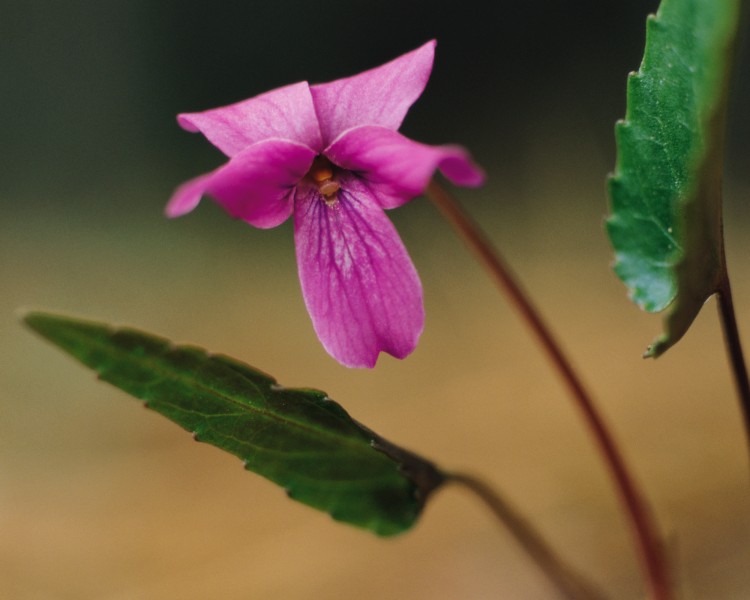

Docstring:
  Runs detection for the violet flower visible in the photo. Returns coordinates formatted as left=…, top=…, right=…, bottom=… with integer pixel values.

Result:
left=166, top=41, right=484, bottom=368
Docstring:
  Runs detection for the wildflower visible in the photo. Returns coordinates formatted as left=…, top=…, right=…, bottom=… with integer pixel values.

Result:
left=166, top=41, right=484, bottom=367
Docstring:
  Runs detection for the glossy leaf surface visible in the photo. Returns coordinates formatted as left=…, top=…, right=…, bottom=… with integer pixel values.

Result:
left=607, top=0, right=739, bottom=356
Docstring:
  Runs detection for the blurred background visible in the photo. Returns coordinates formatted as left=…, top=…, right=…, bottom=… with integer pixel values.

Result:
left=3, top=0, right=750, bottom=598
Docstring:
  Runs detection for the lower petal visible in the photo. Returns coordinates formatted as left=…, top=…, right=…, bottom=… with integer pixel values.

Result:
left=294, top=177, right=424, bottom=368
left=324, top=125, right=485, bottom=209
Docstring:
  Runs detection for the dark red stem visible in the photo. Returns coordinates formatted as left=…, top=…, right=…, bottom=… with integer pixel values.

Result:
left=716, top=271, right=750, bottom=460
left=425, top=181, right=673, bottom=600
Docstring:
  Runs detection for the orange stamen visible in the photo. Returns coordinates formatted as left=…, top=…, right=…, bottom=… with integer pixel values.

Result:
left=308, top=156, right=340, bottom=203
left=311, top=165, right=334, bottom=183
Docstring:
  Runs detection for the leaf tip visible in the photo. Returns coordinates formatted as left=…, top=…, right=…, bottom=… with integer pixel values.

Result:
left=644, top=331, right=672, bottom=359
left=21, top=309, right=76, bottom=342
left=21, top=308, right=51, bottom=330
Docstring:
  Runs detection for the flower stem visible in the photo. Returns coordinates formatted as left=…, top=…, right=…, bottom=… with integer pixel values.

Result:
left=424, top=180, right=673, bottom=600
left=716, top=270, right=750, bottom=457
left=446, top=471, right=607, bottom=600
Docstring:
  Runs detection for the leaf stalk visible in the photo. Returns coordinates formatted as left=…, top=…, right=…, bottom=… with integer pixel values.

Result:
left=446, top=471, right=607, bottom=600
left=716, top=271, right=750, bottom=459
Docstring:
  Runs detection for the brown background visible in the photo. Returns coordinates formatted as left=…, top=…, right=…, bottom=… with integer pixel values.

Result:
left=3, top=1, right=750, bottom=598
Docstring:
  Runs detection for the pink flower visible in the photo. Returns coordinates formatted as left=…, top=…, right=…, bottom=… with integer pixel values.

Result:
left=166, top=41, right=484, bottom=368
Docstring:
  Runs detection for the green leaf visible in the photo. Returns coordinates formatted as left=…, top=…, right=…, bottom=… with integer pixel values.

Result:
left=23, top=311, right=445, bottom=536
left=607, top=0, right=739, bottom=357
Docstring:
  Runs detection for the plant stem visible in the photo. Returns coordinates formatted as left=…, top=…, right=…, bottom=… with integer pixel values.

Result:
left=425, top=180, right=673, bottom=600
left=446, top=471, right=607, bottom=600
left=716, top=271, right=750, bottom=453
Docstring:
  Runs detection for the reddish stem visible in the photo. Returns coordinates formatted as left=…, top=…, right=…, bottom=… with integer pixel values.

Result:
left=716, top=271, right=750, bottom=460
left=425, top=180, right=673, bottom=600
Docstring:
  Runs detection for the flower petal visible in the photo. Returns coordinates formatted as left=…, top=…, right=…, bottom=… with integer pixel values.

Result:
left=165, top=172, right=215, bottom=218
left=325, top=125, right=485, bottom=208
left=178, top=82, right=323, bottom=157
left=294, top=176, right=424, bottom=368
left=166, top=139, right=317, bottom=229
left=310, top=41, right=436, bottom=146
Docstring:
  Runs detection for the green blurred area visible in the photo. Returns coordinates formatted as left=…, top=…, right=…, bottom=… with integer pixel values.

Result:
left=1, top=0, right=665, bottom=201
left=2, top=1, right=750, bottom=598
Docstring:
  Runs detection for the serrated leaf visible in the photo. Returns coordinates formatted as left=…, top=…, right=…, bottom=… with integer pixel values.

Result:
left=607, top=0, right=739, bottom=356
left=23, top=311, right=444, bottom=536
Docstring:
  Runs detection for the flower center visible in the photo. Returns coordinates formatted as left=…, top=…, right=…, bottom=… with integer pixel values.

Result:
left=308, top=156, right=340, bottom=206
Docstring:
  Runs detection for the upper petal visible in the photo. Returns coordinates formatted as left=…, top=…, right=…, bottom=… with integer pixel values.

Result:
left=178, top=81, right=323, bottom=157
left=310, top=40, right=436, bottom=146
left=166, top=138, right=317, bottom=229
left=294, top=176, right=424, bottom=368
left=325, top=125, right=485, bottom=208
